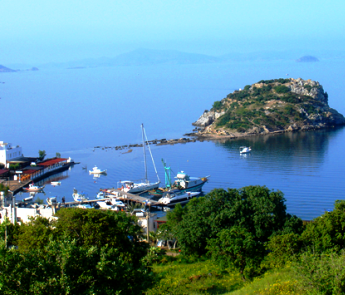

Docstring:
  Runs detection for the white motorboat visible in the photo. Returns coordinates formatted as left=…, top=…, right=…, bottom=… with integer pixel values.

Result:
left=51, top=181, right=61, bottom=186
left=158, top=190, right=200, bottom=206
left=23, top=196, right=34, bottom=202
left=110, top=198, right=126, bottom=207
left=23, top=183, right=45, bottom=192
left=72, top=188, right=89, bottom=202
left=239, top=146, right=251, bottom=154
left=89, top=166, right=107, bottom=174
left=117, top=124, right=160, bottom=194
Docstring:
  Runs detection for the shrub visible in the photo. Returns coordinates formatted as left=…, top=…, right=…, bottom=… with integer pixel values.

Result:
left=212, top=101, right=222, bottom=111
left=274, top=85, right=290, bottom=94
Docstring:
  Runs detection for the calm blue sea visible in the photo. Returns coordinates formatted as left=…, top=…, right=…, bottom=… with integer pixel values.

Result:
left=1, top=59, right=344, bottom=220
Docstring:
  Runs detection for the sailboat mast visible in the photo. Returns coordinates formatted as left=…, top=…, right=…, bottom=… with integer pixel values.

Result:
left=141, top=124, right=148, bottom=183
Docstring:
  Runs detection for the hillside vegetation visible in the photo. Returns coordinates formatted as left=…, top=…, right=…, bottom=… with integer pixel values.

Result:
left=193, top=78, right=345, bottom=136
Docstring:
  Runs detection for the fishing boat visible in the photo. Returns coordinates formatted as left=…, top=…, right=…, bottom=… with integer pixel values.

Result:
left=51, top=181, right=61, bottom=186
left=158, top=190, right=200, bottom=206
left=239, top=146, right=251, bottom=154
left=117, top=124, right=160, bottom=194
left=72, top=188, right=89, bottom=202
left=23, top=183, right=45, bottom=192
left=148, top=159, right=209, bottom=198
left=89, top=166, right=107, bottom=174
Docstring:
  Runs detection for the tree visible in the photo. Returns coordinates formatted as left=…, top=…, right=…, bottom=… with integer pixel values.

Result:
left=38, top=150, right=46, bottom=161
left=15, top=216, right=54, bottom=252
left=56, top=152, right=61, bottom=158
left=207, top=226, right=266, bottom=280
left=300, top=200, right=345, bottom=254
left=0, top=239, right=153, bottom=295
left=171, top=186, right=288, bottom=256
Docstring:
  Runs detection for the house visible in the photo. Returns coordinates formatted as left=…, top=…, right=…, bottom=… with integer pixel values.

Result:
left=0, top=142, right=23, bottom=167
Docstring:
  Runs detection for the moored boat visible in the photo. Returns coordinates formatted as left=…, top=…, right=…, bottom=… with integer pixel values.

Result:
left=158, top=190, right=200, bottom=206
left=23, top=183, right=45, bottom=192
left=72, top=188, right=89, bottom=202
left=89, top=166, right=107, bottom=174
left=46, top=196, right=57, bottom=206
left=148, top=159, right=209, bottom=198
left=239, top=146, right=251, bottom=154
left=51, top=181, right=61, bottom=186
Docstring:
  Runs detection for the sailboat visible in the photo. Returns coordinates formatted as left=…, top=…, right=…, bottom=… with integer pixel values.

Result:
left=118, top=124, right=160, bottom=194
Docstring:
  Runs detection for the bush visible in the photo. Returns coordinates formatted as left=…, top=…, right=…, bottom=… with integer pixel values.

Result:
left=274, top=85, right=290, bottom=94
left=212, top=101, right=222, bottom=111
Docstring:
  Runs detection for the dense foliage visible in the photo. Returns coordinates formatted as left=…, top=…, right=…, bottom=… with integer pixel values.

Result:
left=162, top=186, right=303, bottom=279
left=0, top=208, right=153, bottom=294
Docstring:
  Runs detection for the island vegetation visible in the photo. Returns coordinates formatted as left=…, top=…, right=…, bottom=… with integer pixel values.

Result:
left=1, top=186, right=345, bottom=294
left=193, top=78, right=345, bottom=138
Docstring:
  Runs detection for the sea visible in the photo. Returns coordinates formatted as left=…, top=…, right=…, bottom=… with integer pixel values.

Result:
left=1, top=58, right=345, bottom=220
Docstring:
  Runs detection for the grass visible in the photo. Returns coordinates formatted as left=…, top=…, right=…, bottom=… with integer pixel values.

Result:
left=227, top=267, right=304, bottom=295
left=145, top=257, right=244, bottom=294
left=145, top=257, right=309, bottom=295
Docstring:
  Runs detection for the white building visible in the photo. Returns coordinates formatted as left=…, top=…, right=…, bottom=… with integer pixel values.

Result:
left=0, top=141, right=23, bottom=167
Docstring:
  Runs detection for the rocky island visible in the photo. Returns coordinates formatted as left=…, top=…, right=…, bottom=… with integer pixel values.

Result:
left=192, top=78, right=345, bottom=139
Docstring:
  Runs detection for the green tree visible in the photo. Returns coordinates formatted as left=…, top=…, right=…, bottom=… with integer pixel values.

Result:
left=300, top=200, right=345, bottom=254
left=38, top=150, right=46, bottom=161
left=56, top=152, right=61, bottom=158
left=0, top=239, right=153, bottom=295
left=15, top=216, right=54, bottom=252
left=207, top=226, right=266, bottom=280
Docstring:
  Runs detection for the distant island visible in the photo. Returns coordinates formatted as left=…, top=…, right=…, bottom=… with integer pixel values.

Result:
left=296, top=55, right=319, bottom=62
left=192, top=78, right=345, bottom=139
left=0, top=65, right=16, bottom=72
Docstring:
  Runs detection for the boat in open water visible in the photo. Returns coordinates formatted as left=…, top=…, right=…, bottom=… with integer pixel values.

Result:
left=239, top=146, right=251, bottom=154
left=89, top=166, right=107, bottom=175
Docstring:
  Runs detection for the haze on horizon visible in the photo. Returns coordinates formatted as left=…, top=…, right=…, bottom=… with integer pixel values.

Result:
left=1, top=0, right=345, bottom=65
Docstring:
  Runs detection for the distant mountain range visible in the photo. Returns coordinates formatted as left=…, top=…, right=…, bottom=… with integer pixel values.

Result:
left=3, top=48, right=345, bottom=70
left=0, top=65, right=16, bottom=72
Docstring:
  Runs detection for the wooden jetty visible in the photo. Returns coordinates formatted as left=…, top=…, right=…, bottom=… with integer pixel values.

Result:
left=62, top=189, right=160, bottom=208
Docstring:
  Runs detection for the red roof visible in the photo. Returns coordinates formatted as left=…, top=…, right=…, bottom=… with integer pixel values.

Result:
left=38, top=158, right=67, bottom=167
left=0, top=169, right=9, bottom=175
left=23, top=169, right=43, bottom=174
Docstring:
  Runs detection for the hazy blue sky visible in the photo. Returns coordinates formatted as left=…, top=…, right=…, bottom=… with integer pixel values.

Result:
left=1, top=0, right=344, bottom=64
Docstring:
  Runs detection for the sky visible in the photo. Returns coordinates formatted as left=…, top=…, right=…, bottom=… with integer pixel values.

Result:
left=1, top=0, right=345, bottom=64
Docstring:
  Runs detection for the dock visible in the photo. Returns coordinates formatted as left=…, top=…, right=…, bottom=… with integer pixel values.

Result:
left=61, top=189, right=162, bottom=209
left=100, top=188, right=160, bottom=206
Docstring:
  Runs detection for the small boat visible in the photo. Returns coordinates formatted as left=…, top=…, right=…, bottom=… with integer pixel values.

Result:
left=72, top=188, right=89, bottom=202
left=23, top=183, right=45, bottom=192
left=158, top=190, right=200, bottom=206
left=51, top=181, right=61, bottom=186
left=89, top=166, right=107, bottom=174
left=110, top=198, right=126, bottom=207
left=46, top=197, right=57, bottom=206
left=22, top=196, right=34, bottom=203
left=239, top=146, right=251, bottom=154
